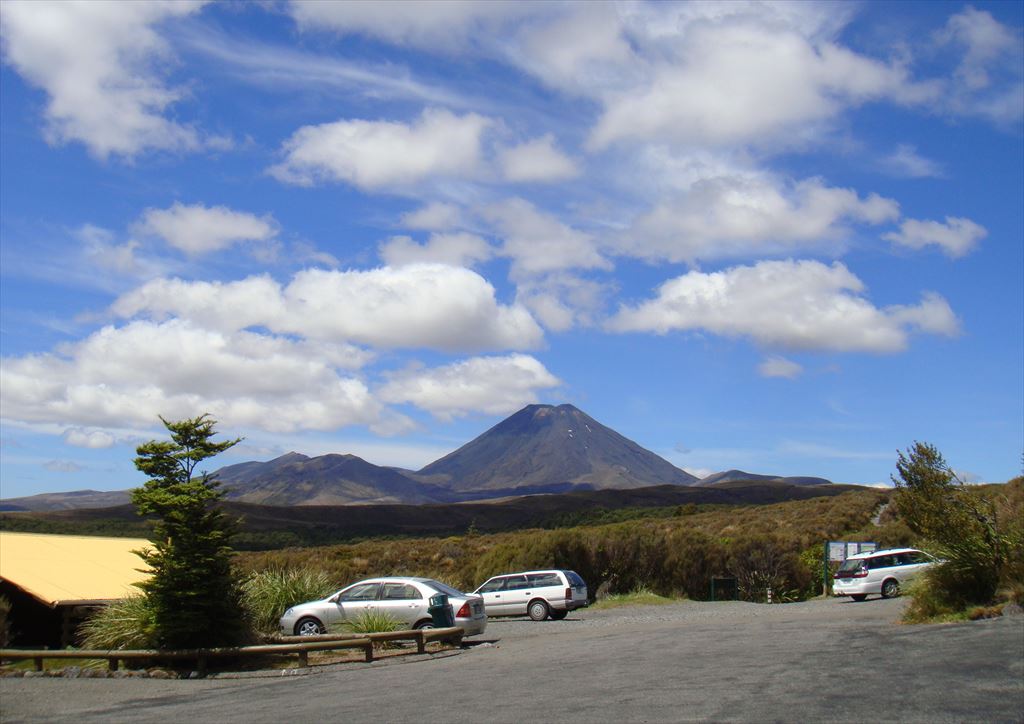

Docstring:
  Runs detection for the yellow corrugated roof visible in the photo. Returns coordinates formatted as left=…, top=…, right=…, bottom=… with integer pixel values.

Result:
left=0, top=531, right=152, bottom=605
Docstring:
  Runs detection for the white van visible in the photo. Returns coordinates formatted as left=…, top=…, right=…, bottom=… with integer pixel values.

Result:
left=474, top=569, right=588, bottom=621
left=832, top=548, right=936, bottom=601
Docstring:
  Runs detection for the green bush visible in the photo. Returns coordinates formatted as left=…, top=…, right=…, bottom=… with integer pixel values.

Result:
left=894, top=443, right=1023, bottom=618
left=342, top=609, right=402, bottom=636
left=241, top=567, right=335, bottom=636
left=79, top=594, right=158, bottom=650
left=727, top=535, right=810, bottom=603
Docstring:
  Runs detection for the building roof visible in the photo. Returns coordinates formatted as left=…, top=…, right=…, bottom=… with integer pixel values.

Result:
left=0, top=531, right=152, bottom=606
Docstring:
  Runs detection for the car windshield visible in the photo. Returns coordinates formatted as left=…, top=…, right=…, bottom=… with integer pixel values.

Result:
left=837, top=559, right=865, bottom=574
left=424, top=580, right=466, bottom=597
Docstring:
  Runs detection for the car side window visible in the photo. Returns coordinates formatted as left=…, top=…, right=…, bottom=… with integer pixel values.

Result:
left=527, top=573, right=561, bottom=587
left=907, top=551, right=930, bottom=564
left=478, top=578, right=506, bottom=593
left=868, top=555, right=895, bottom=569
left=382, top=583, right=421, bottom=600
left=341, top=582, right=381, bottom=601
left=504, top=575, right=529, bottom=591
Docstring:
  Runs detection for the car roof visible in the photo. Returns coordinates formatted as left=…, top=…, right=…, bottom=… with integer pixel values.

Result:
left=486, top=570, right=566, bottom=577
left=846, top=548, right=920, bottom=560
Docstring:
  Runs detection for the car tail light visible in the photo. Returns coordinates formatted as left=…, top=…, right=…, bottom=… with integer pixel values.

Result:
left=565, top=587, right=572, bottom=600
left=456, top=602, right=470, bottom=618
left=834, top=568, right=868, bottom=579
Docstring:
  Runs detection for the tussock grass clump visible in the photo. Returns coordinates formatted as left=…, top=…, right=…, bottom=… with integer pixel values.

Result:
left=591, top=588, right=676, bottom=609
left=241, top=567, right=334, bottom=635
left=342, top=609, right=403, bottom=648
left=79, top=594, right=157, bottom=650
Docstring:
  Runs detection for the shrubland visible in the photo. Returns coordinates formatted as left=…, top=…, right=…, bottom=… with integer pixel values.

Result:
left=235, top=487, right=893, bottom=603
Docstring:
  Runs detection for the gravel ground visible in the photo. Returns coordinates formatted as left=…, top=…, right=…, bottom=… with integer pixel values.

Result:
left=3, top=596, right=1022, bottom=723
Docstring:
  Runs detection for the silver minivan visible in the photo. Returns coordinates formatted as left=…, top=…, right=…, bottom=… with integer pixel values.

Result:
left=473, top=569, right=588, bottom=621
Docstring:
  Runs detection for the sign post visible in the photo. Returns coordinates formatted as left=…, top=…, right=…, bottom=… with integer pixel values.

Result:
left=823, top=541, right=878, bottom=596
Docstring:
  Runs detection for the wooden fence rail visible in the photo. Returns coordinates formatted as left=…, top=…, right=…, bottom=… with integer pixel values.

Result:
left=0, top=627, right=464, bottom=672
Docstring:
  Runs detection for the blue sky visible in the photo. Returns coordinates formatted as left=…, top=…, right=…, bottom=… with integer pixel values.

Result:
left=1, top=1, right=1021, bottom=498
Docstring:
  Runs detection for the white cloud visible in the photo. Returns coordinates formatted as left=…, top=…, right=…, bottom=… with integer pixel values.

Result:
left=607, top=259, right=959, bottom=353
left=269, top=108, right=491, bottom=190
left=589, top=14, right=936, bottom=149
left=879, top=145, right=945, bottom=179
left=78, top=224, right=148, bottom=276
left=758, top=356, right=803, bottom=379
left=288, top=0, right=527, bottom=49
left=379, top=233, right=493, bottom=268
left=401, top=202, right=463, bottom=230
left=44, top=459, right=82, bottom=473
left=0, top=0, right=214, bottom=158
left=281, top=266, right=541, bottom=352
left=379, top=354, right=561, bottom=420
left=177, top=20, right=468, bottom=108
left=513, top=4, right=637, bottom=95
left=62, top=428, right=116, bottom=449
left=883, top=217, right=987, bottom=257
left=499, top=134, right=579, bottom=182
left=515, top=275, right=611, bottom=332
left=136, top=202, right=277, bottom=255
left=937, top=6, right=1024, bottom=124
left=112, top=265, right=544, bottom=353
left=626, top=175, right=900, bottom=263
left=0, top=319, right=386, bottom=433
left=485, top=198, right=611, bottom=277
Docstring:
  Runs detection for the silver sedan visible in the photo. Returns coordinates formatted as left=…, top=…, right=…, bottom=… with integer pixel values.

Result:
left=280, top=576, right=487, bottom=636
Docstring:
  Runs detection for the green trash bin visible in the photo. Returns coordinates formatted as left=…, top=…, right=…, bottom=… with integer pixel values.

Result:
left=428, top=593, right=454, bottom=628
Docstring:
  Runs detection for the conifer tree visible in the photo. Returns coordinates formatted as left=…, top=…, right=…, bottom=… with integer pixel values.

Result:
left=132, top=414, right=242, bottom=649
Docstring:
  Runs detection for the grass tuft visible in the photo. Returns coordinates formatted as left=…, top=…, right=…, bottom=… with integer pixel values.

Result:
left=241, top=567, right=335, bottom=636
left=591, top=588, right=677, bottom=609
left=78, top=594, right=157, bottom=650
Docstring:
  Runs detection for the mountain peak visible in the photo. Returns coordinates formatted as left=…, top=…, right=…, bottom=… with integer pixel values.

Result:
left=274, top=451, right=310, bottom=463
left=419, top=403, right=697, bottom=492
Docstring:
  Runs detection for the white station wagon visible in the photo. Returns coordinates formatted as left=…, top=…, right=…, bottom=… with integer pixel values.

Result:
left=833, top=548, right=936, bottom=601
left=474, top=569, right=588, bottom=621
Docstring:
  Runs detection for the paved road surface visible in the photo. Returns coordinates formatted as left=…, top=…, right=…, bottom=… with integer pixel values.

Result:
left=3, top=597, right=1022, bottom=723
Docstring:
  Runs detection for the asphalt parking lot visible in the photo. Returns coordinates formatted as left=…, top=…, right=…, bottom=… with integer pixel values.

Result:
left=2, top=596, right=1022, bottom=723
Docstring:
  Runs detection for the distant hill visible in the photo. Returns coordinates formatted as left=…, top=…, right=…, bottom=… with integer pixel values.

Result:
left=419, top=404, right=698, bottom=492
left=215, top=452, right=450, bottom=506
left=0, top=489, right=131, bottom=512
left=699, top=469, right=832, bottom=487
left=0, top=480, right=865, bottom=548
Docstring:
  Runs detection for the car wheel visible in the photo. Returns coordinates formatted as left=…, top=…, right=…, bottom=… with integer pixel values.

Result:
left=294, top=617, right=325, bottom=636
left=549, top=609, right=568, bottom=620
left=850, top=594, right=867, bottom=602
left=528, top=600, right=550, bottom=621
left=881, top=579, right=900, bottom=599
left=414, top=619, right=434, bottom=630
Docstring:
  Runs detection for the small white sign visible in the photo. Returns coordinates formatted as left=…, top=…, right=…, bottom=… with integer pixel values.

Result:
left=828, top=542, right=846, bottom=561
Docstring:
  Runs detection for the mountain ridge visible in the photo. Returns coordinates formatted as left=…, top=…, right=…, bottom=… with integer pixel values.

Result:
left=1, top=404, right=831, bottom=511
